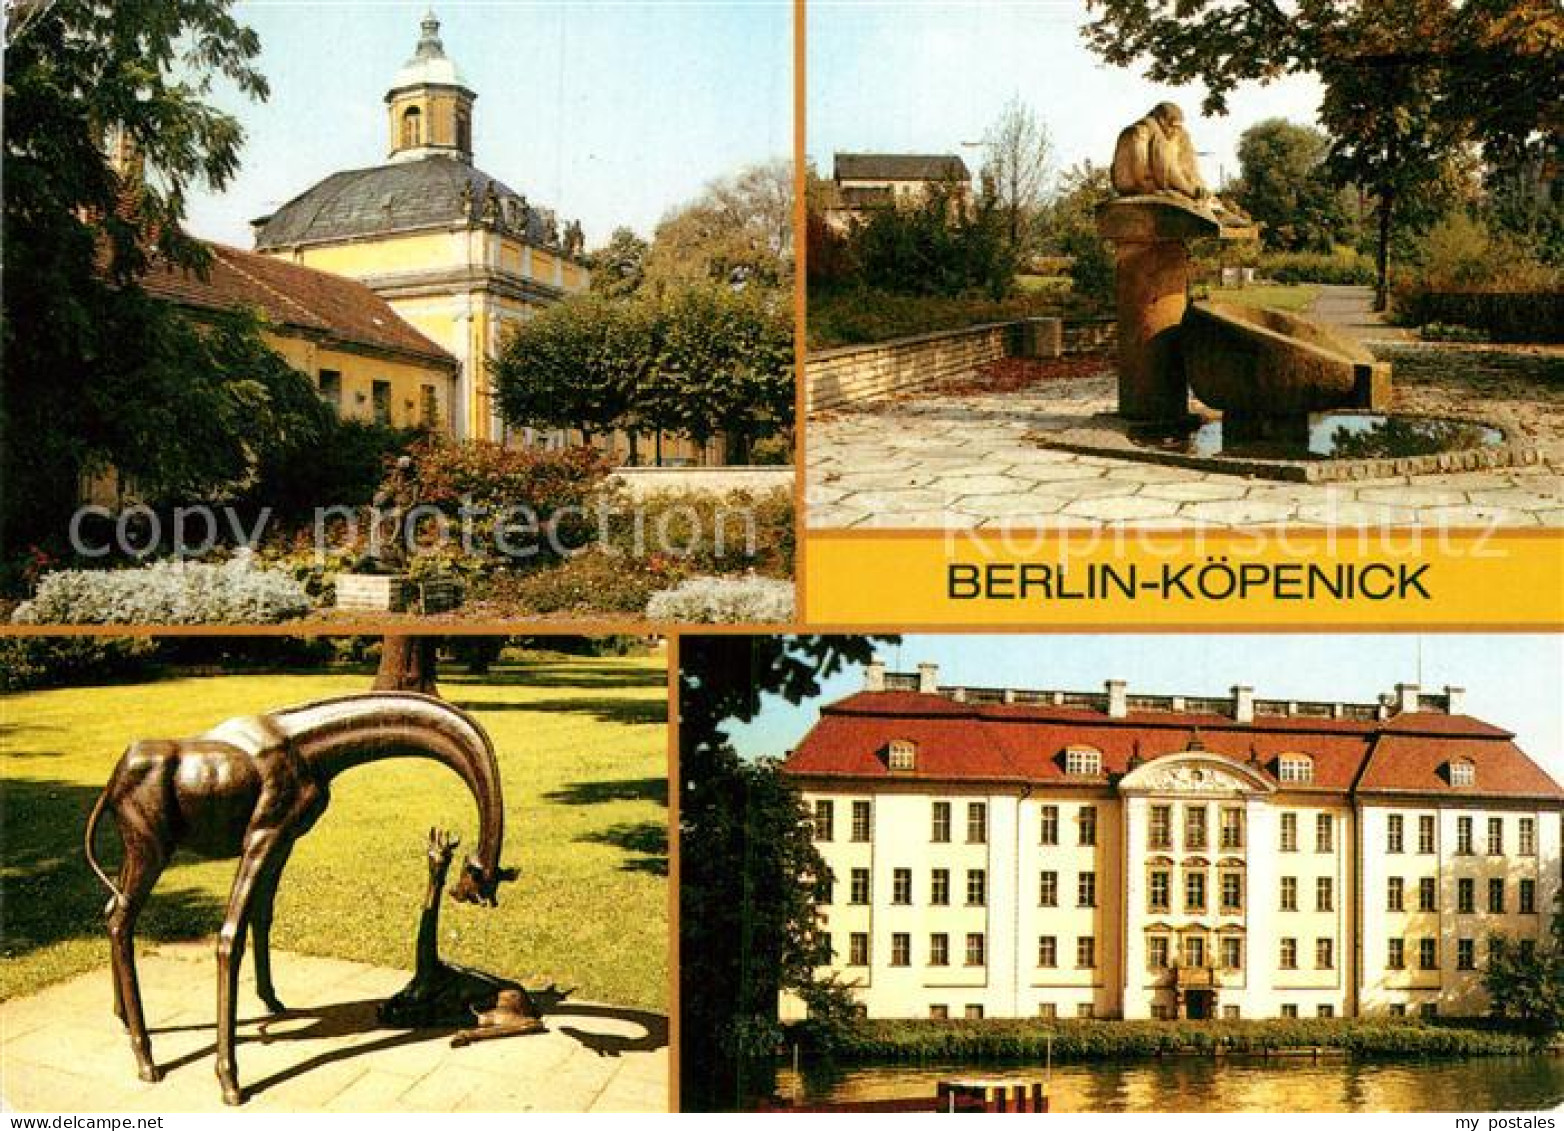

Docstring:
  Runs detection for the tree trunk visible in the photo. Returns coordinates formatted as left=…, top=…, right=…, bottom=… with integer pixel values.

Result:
left=374, top=635, right=441, bottom=696
left=1374, top=185, right=1394, bottom=313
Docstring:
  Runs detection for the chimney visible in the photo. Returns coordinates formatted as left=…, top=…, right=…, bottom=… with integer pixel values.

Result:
left=864, top=660, right=886, bottom=692
left=1232, top=685, right=1254, bottom=724
left=1106, top=679, right=1128, bottom=719
left=1444, top=685, right=1465, bottom=715
left=1395, top=682, right=1420, bottom=714
left=918, top=662, right=939, bottom=694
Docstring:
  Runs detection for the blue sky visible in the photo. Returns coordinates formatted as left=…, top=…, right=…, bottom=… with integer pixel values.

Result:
left=184, top=1, right=792, bottom=248
left=726, top=635, right=1564, bottom=783
left=808, top=0, right=1325, bottom=193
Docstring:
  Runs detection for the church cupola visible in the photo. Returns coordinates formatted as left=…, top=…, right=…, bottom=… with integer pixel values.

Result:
left=385, top=10, right=476, bottom=164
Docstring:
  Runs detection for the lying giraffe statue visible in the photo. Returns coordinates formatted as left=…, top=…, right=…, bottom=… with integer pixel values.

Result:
left=84, top=693, right=514, bottom=1106
left=380, top=828, right=560, bottom=1045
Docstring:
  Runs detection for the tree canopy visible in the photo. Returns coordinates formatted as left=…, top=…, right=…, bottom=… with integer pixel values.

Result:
left=1232, top=118, right=1356, bottom=252
left=642, top=160, right=794, bottom=294
left=1484, top=894, right=1564, bottom=1037
left=981, top=96, right=1053, bottom=254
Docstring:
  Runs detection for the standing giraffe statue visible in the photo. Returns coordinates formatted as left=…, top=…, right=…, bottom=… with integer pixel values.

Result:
left=83, top=693, right=513, bottom=1106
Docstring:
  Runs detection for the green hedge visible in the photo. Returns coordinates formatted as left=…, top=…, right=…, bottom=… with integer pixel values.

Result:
left=1396, top=290, right=1564, bottom=344
left=805, top=1018, right=1539, bottom=1062
left=808, top=288, right=1072, bottom=350
left=1259, top=251, right=1377, bottom=286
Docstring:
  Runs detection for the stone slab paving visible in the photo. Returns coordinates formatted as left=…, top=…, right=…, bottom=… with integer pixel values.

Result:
left=1, top=943, right=668, bottom=1113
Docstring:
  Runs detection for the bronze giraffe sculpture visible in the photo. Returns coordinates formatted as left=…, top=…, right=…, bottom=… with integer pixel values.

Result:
left=83, top=692, right=513, bottom=1106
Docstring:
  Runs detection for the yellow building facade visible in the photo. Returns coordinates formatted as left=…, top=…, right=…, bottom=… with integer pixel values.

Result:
left=252, top=11, right=589, bottom=444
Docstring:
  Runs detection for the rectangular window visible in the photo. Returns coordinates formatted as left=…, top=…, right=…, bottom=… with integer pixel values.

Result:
left=318, top=369, right=342, bottom=409
left=1420, top=877, right=1438, bottom=912
left=851, top=800, right=872, bottom=842
left=1316, top=813, right=1334, bottom=853
left=1488, top=877, right=1505, bottom=914
left=1521, top=878, right=1537, bottom=914
left=1458, top=877, right=1475, bottom=914
left=893, top=868, right=912, bottom=905
left=1148, top=936, right=1170, bottom=969
left=1151, top=1003, right=1172, bottom=1020
left=966, top=869, right=987, bottom=907
left=1316, top=876, right=1333, bottom=912
left=1185, top=871, right=1206, bottom=913
left=1040, top=805, right=1059, bottom=846
left=419, top=383, right=437, bottom=426
left=966, top=802, right=987, bottom=844
left=1149, top=805, right=1172, bottom=849
left=1220, top=807, right=1245, bottom=849
left=1419, top=815, right=1436, bottom=854
left=1221, top=872, right=1243, bottom=912
left=1389, top=1003, right=1407, bottom=1017
left=1520, top=817, right=1537, bottom=856
left=1457, top=939, right=1476, bottom=970
left=931, top=801, right=951, bottom=843
left=1488, top=817, right=1504, bottom=856
left=1038, top=935, right=1058, bottom=968
left=1419, top=938, right=1438, bottom=970
left=1038, top=1003, right=1058, bottom=1019
left=850, top=868, right=870, bottom=905
left=1076, top=1003, right=1096, bottom=1019
left=1281, top=876, right=1298, bottom=911
left=1221, top=936, right=1243, bottom=970
left=812, top=800, right=834, bottom=842
left=1457, top=816, right=1474, bottom=855
left=930, top=933, right=949, bottom=966
left=849, top=933, right=869, bottom=966
left=1039, top=870, right=1058, bottom=908
left=965, top=1004, right=984, bottom=1020
left=1522, top=939, right=1538, bottom=961
left=929, top=1004, right=948, bottom=1020
left=1078, top=871, right=1097, bottom=908
left=1387, top=938, right=1405, bottom=970
left=891, top=933, right=911, bottom=966
left=931, top=868, right=950, bottom=906
left=371, top=379, right=392, bottom=425
left=1183, top=936, right=1205, bottom=969
left=1223, top=1004, right=1241, bottom=1021
left=1316, top=938, right=1334, bottom=970
left=1078, top=805, right=1098, bottom=847
left=1387, top=814, right=1404, bottom=853
left=1387, top=877, right=1405, bottom=912
left=1317, top=1005, right=1335, bottom=1019
left=1148, top=870, right=1170, bottom=912
left=1077, top=936, right=1096, bottom=969
left=1185, top=806, right=1208, bottom=851
left=965, top=933, right=986, bottom=967
left=814, top=872, right=834, bottom=906
left=1420, top=1002, right=1438, bottom=1019
left=1281, top=1004, right=1299, bottom=1019
left=1280, top=812, right=1298, bottom=852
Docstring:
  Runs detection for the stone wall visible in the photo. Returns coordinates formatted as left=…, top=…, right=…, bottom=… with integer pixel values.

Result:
left=806, top=317, right=1117, bottom=412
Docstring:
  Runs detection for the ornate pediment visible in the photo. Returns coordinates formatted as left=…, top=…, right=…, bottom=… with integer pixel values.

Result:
left=1119, top=753, right=1274, bottom=797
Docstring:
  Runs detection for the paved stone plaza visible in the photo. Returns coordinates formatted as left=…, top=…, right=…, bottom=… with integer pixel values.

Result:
left=807, top=289, right=1564, bottom=530
left=1, top=943, right=668, bottom=1112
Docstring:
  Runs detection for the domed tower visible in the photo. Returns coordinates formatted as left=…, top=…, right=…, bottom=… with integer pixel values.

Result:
left=385, top=11, right=476, bottom=164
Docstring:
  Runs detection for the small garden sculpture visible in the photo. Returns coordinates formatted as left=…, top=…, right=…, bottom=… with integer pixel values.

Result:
left=84, top=692, right=514, bottom=1106
left=380, top=827, right=556, bottom=1046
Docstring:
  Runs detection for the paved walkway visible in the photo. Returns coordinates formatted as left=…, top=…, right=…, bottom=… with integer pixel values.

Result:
left=806, top=290, right=1563, bottom=530
left=1, top=943, right=668, bottom=1112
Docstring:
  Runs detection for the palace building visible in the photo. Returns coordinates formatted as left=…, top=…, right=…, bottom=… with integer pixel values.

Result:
left=782, top=663, right=1564, bottom=1023
left=251, top=11, right=589, bottom=443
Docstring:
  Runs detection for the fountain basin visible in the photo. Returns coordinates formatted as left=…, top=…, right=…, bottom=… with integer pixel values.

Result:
left=1182, top=301, right=1391, bottom=429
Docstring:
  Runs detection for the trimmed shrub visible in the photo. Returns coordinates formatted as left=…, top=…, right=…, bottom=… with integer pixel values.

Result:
left=808, top=289, right=1067, bottom=349
left=599, top=486, right=794, bottom=579
left=1397, top=291, right=1564, bottom=344
left=0, top=635, right=160, bottom=690
left=481, top=547, right=689, bottom=616
left=12, top=552, right=312, bottom=625
left=1259, top=250, right=1377, bottom=285
left=644, top=574, right=795, bottom=623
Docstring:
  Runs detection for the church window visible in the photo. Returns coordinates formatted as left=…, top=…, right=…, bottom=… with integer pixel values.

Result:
left=401, top=106, right=423, bottom=148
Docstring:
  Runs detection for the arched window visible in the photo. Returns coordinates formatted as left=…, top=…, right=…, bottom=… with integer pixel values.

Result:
left=1277, top=753, right=1315, bottom=784
left=1448, top=759, right=1476, bottom=787
left=456, top=107, right=472, bottom=153
left=1064, top=746, right=1102, bottom=776
left=885, top=739, right=917, bottom=771
left=401, top=106, right=423, bottom=149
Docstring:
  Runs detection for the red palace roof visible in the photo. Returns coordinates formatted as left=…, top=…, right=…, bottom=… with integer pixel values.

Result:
left=784, top=689, right=1563, bottom=801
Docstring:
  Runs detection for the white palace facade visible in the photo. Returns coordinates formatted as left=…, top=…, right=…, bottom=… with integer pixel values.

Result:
left=781, top=663, right=1564, bottom=1023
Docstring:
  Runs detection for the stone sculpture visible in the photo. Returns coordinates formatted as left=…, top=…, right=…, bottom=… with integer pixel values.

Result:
left=563, top=220, right=585, bottom=258
left=1111, top=101, right=1209, bottom=202
left=84, top=693, right=513, bottom=1105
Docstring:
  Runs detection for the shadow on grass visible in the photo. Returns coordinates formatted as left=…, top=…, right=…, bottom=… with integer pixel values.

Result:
left=449, top=696, right=666, bottom=728
left=543, top=778, right=667, bottom=807
left=1, top=776, right=228, bottom=964
left=580, top=821, right=668, bottom=876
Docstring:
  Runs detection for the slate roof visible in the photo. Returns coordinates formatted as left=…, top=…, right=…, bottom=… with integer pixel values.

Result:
left=785, top=689, right=1563, bottom=800
left=834, top=153, right=971, bottom=183
left=140, top=241, right=455, bottom=366
left=252, top=156, right=552, bottom=250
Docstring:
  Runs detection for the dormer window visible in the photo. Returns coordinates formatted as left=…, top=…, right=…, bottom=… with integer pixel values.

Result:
left=886, top=739, right=917, bottom=772
left=1449, top=759, right=1475, bottom=787
left=1277, top=754, right=1315, bottom=784
left=1065, top=746, right=1102, bottom=776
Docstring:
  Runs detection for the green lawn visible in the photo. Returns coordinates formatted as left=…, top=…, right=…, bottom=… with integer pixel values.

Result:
left=1193, top=282, right=1321, bottom=313
left=0, top=653, right=669, bottom=1011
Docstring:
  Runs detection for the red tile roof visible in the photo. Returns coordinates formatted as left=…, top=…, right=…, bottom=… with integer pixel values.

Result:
left=138, top=242, right=455, bottom=367
left=785, top=691, right=1563, bottom=800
